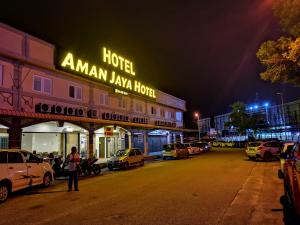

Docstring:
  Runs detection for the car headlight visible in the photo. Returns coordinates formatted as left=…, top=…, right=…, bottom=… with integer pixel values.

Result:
left=162, top=150, right=165, bottom=153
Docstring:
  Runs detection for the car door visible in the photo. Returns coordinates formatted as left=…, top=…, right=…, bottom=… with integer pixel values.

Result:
left=134, top=149, right=143, bottom=163
left=0, top=151, right=8, bottom=182
left=128, top=150, right=136, bottom=165
left=22, top=152, right=44, bottom=185
left=7, top=152, right=29, bottom=191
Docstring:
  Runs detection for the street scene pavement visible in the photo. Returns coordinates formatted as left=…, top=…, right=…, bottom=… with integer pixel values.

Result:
left=0, top=149, right=287, bottom=225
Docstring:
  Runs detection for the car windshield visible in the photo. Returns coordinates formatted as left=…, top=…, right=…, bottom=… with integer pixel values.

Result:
left=114, top=150, right=128, bottom=157
left=248, top=142, right=261, bottom=147
left=163, top=144, right=175, bottom=150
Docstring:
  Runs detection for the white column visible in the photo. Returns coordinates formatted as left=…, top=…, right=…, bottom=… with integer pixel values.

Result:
left=173, top=133, right=176, bottom=143
left=167, top=132, right=171, bottom=144
left=128, top=134, right=132, bottom=149
left=180, top=134, right=183, bottom=143
left=143, top=131, right=149, bottom=156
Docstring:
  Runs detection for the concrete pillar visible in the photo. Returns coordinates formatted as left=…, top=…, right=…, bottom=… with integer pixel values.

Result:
left=173, top=133, right=176, bottom=143
left=8, top=117, right=22, bottom=149
left=143, top=131, right=149, bottom=156
left=88, top=124, right=95, bottom=158
left=167, top=132, right=171, bottom=144
left=180, top=134, right=183, bottom=143
left=128, top=134, right=132, bottom=149
left=12, top=63, right=22, bottom=111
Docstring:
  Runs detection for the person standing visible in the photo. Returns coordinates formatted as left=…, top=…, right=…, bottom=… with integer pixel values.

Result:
left=67, top=146, right=80, bottom=191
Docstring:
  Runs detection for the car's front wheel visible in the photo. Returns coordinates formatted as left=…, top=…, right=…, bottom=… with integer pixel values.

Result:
left=0, top=183, right=9, bottom=203
left=43, top=173, right=52, bottom=187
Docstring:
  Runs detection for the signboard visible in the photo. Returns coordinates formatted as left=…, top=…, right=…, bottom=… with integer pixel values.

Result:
left=104, top=127, right=114, bottom=137
left=60, top=47, right=156, bottom=99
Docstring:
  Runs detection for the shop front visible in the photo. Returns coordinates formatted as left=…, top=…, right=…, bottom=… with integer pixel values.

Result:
left=21, top=121, right=88, bottom=158
left=0, top=124, right=9, bottom=149
left=94, top=126, right=131, bottom=159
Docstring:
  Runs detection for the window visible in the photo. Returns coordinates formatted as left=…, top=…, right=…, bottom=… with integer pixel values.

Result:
left=135, top=102, right=143, bottom=113
left=69, top=85, right=82, bottom=100
left=8, top=152, right=24, bottom=163
left=0, top=152, right=7, bottom=164
left=176, top=112, right=183, bottom=121
left=151, top=107, right=156, bottom=115
left=22, top=152, right=40, bottom=163
left=33, top=75, right=52, bottom=94
left=100, top=93, right=109, bottom=105
left=160, top=108, right=165, bottom=117
left=0, top=64, right=3, bottom=85
left=118, top=97, right=126, bottom=108
left=171, top=112, right=175, bottom=119
left=0, top=137, right=8, bottom=149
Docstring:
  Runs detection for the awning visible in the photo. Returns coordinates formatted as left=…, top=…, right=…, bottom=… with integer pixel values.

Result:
left=0, top=109, right=197, bottom=132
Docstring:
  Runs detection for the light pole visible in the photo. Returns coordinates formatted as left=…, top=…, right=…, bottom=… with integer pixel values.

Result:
left=277, top=92, right=286, bottom=140
left=194, top=112, right=201, bottom=141
left=264, top=103, right=269, bottom=124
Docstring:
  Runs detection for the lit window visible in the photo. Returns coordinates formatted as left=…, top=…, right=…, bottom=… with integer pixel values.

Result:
left=33, top=75, right=52, bottom=94
left=69, top=85, right=82, bottom=100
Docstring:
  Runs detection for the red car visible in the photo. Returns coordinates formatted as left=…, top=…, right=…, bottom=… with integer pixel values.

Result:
left=283, top=143, right=300, bottom=217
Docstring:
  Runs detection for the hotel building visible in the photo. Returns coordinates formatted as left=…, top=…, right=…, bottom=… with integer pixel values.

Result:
left=0, top=23, right=191, bottom=159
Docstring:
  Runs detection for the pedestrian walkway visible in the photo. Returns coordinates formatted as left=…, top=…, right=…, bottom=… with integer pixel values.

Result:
left=218, top=161, right=284, bottom=225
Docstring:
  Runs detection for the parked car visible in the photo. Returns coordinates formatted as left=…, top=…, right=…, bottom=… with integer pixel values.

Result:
left=162, top=143, right=189, bottom=160
left=107, top=148, right=144, bottom=170
left=0, top=149, right=54, bottom=203
left=182, top=143, right=201, bottom=155
left=195, top=142, right=211, bottom=152
left=278, top=142, right=295, bottom=179
left=245, top=141, right=282, bottom=161
left=282, top=143, right=300, bottom=217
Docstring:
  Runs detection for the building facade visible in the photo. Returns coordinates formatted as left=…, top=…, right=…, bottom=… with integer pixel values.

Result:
left=200, top=100, right=300, bottom=141
left=0, top=23, right=190, bottom=159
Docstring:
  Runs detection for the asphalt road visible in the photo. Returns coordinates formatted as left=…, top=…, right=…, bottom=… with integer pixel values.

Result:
left=0, top=150, right=280, bottom=225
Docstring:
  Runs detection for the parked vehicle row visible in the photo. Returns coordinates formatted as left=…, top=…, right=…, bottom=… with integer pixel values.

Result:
left=245, top=141, right=282, bottom=161
left=162, top=142, right=210, bottom=160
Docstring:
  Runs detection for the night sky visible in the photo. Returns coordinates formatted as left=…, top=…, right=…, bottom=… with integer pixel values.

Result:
left=1, top=0, right=300, bottom=121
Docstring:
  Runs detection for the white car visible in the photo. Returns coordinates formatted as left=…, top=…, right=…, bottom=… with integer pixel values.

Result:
left=183, top=143, right=202, bottom=155
left=0, top=149, right=54, bottom=203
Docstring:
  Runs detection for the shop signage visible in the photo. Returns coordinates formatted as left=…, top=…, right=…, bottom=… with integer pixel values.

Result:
left=104, top=127, right=114, bottom=137
left=60, top=47, right=156, bottom=99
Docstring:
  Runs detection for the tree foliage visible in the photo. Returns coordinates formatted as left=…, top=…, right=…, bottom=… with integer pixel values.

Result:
left=225, top=102, right=257, bottom=135
left=257, top=0, right=300, bottom=85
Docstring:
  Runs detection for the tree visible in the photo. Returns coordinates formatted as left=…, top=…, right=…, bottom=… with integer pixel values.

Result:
left=225, top=102, right=257, bottom=135
left=257, top=0, right=300, bottom=85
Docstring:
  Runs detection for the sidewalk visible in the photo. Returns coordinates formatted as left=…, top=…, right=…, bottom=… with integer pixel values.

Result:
left=218, top=161, right=284, bottom=225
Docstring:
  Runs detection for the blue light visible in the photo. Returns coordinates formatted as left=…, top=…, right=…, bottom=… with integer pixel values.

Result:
left=264, top=103, right=269, bottom=107
left=254, top=105, right=258, bottom=109
left=249, top=107, right=253, bottom=110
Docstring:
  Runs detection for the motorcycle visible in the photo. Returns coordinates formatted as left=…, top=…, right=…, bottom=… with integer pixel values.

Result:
left=79, top=157, right=101, bottom=176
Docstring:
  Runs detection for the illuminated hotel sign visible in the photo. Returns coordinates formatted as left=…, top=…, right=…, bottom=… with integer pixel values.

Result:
left=60, top=47, right=156, bottom=99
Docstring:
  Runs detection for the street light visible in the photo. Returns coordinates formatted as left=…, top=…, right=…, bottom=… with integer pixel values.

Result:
left=194, top=112, right=200, bottom=141
left=264, top=102, right=269, bottom=124
left=277, top=92, right=286, bottom=140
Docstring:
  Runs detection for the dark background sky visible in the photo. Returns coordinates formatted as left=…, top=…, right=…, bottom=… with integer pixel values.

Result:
left=1, top=0, right=300, bottom=122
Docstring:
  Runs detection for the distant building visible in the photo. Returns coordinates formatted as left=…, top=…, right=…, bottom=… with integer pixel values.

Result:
left=199, top=100, right=300, bottom=141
